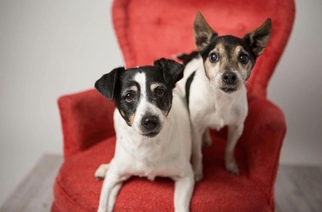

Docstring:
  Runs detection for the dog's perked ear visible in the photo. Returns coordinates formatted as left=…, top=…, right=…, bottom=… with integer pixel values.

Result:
left=243, top=18, right=272, bottom=57
left=193, top=12, right=218, bottom=52
left=94, top=67, right=125, bottom=101
left=154, top=58, right=184, bottom=87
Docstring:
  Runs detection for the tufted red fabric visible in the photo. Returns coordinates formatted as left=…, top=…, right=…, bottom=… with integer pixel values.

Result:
left=52, top=0, right=295, bottom=211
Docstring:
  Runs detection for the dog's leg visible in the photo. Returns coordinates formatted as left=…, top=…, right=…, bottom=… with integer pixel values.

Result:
left=107, top=182, right=123, bottom=212
left=173, top=168, right=194, bottom=212
left=95, top=163, right=110, bottom=179
left=202, top=129, right=212, bottom=147
left=225, top=124, right=244, bottom=174
left=191, top=125, right=204, bottom=181
left=97, top=169, right=127, bottom=212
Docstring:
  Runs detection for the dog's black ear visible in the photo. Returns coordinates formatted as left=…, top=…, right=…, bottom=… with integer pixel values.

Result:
left=94, top=67, right=125, bottom=100
left=154, top=58, right=184, bottom=87
left=243, top=18, right=272, bottom=57
left=194, top=12, right=218, bottom=52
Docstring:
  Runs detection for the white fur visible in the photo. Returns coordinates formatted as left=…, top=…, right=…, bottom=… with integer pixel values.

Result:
left=96, top=72, right=194, bottom=212
left=177, top=55, right=248, bottom=181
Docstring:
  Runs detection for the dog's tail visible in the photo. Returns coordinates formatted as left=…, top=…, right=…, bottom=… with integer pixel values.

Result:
left=176, top=51, right=199, bottom=65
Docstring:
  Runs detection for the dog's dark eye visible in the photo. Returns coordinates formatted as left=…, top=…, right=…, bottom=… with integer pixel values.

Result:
left=209, top=53, right=219, bottom=63
left=124, top=92, right=136, bottom=102
left=155, top=88, right=165, bottom=97
left=239, top=54, right=249, bottom=64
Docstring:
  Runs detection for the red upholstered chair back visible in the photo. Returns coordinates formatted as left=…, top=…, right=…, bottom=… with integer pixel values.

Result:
left=112, top=0, right=295, bottom=96
left=52, top=2, right=295, bottom=211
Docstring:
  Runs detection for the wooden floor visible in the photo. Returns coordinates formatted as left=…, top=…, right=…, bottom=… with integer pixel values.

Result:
left=275, top=164, right=322, bottom=212
left=0, top=154, right=321, bottom=212
left=0, top=154, right=63, bottom=212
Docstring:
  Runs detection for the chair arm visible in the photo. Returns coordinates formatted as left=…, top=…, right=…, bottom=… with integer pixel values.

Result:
left=241, top=97, right=286, bottom=200
left=58, top=89, right=115, bottom=159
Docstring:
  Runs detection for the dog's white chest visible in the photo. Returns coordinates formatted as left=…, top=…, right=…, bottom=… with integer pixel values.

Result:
left=213, top=87, right=247, bottom=126
left=191, top=85, right=247, bottom=131
left=136, top=164, right=158, bottom=181
left=134, top=149, right=160, bottom=180
left=119, top=137, right=166, bottom=180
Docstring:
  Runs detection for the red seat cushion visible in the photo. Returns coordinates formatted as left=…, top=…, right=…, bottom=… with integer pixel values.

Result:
left=53, top=133, right=271, bottom=212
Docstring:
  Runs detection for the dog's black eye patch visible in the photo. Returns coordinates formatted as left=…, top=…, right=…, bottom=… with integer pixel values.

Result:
left=123, top=90, right=138, bottom=103
left=154, top=87, right=165, bottom=97
left=150, top=84, right=168, bottom=101
left=115, top=80, right=141, bottom=126
left=147, top=83, right=172, bottom=116
left=155, top=88, right=165, bottom=97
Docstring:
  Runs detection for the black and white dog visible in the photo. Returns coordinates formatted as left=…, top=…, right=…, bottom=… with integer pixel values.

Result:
left=177, top=12, right=272, bottom=181
left=95, top=58, right=194, bottom=212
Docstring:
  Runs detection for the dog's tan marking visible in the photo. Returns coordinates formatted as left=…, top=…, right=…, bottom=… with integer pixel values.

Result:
left=150, top=83, right=170, bottom=118
left=130, top=85, right=138, bottom=92
left=233, top=46, right=254, bottom=81
left=231, top=46, right=242, bottom=68
left=120, top=110, right=125, bottom=118
left=204, top=43, right=227, bottom=81
left=128, top=114, right=135, bottom=126
left=150, top=83, right=159, bottom=91
left=119, top=109, right=135, bottom=126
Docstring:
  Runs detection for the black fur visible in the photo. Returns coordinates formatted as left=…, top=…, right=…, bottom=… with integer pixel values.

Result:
left=154, top=58, right=184, bottom=87
left=95, top=58, right=184, bottom=126
left=185, top=71, right=196, bottom=110
left=94, top=67, right=125, bottom=100
left=200, top=35, right=256, bottom=64
left=177, top=51, right=199, bottom=65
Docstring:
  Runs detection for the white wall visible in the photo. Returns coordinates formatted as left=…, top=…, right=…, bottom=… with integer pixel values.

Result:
left=0, top=0, right=123, bottom=206
left=0, top=0, right=321, bottom=207
left=268, top=0, right=322, bottom=166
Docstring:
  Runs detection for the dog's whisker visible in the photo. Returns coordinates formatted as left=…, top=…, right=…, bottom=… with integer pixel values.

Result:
left=245, top=81, right=254, bottom=89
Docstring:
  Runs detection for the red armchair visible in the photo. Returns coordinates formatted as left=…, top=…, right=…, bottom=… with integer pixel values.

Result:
left=52, top=0, right=295, bottom=211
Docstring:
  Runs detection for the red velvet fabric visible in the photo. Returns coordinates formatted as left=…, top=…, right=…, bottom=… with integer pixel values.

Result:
left=52, top=0, right=295, bottom=211
left=113, top=0, right=295, bottom=96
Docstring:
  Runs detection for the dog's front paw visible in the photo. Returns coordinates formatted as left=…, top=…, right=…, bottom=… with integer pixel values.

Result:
left=95, top=163, right=110, bottom=179
left=97, top=208, right=106, bottom=212
left=192, top=162, right=203, bottom=182
left=97, top=207, right=111, bottom=212
left=194, top=171, right=203, bottom=182
left=225, top=160, right=239, bottom=174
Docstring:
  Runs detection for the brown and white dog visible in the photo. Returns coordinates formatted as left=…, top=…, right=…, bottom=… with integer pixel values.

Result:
left=177, top=12, right=272, bottom=181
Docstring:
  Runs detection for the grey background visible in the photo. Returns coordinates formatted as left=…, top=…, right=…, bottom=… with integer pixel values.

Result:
left=1, top=0, right=321, bottom=206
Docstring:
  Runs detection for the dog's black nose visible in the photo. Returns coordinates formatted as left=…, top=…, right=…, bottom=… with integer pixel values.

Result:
left=141, top=115, right=160, bottom=131
left=222, top=71, right=237, bottom=85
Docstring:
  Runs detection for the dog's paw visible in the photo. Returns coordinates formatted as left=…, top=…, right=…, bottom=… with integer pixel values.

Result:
left=98, top=207, right=111, bottom=212
left=192, top=157, right=204, bottom=182
left=192, top=163, right=203, bottom=182
left=194, top=172, right=203, bottom=182
left=95, top=163, right=110, bottom=179
left=97, top=208, right=106, bottom=212
left=225, top=160, right=239, bottom=175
